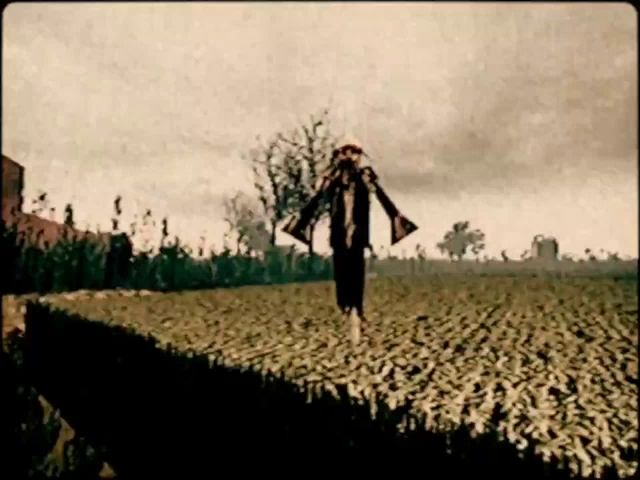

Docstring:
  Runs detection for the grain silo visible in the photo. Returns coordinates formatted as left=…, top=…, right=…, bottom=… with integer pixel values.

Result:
left=531, top=235, right=559, bottom=261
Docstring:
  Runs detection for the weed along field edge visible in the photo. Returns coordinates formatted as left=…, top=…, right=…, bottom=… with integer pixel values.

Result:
left=14, top=275, right=639, bottom=478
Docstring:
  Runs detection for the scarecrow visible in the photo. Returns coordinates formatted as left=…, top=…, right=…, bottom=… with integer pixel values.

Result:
left=282, top=138, right=418, bottom=345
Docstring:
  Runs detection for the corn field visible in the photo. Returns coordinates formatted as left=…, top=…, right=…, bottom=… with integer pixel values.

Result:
left=0, top=219, right=335, bottom=295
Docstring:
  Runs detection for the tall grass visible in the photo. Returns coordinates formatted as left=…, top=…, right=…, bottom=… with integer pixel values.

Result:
left=2, top=222, right=107, bottom=294
left=1, top=202, right=335, bottom=295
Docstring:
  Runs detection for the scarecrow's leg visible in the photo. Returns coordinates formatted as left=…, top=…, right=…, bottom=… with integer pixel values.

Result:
left=349, top=309, right=361, bottom=347
left=351, top=247, right=366, bottom=317
left=345, top=247, right=365, bottom=346
left=341, top=247, right=366, bottom=315
left=332, top=249, right=348, bottom=314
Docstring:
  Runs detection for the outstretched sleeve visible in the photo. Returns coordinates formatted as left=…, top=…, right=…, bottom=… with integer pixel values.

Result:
left=361, top=166, right=419, bottom=245
left=361, top=167, right=398, bottom=217
left=281, top=166, right=339, bottom=246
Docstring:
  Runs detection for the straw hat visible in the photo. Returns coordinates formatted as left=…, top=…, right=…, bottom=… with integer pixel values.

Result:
left=336, top=134, right=364, bottom=154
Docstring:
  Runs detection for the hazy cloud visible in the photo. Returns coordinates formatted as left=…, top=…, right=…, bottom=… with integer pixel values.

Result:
left=364, top=4, right=636, bottom=197
left=2, top=3, right=637, bottom=257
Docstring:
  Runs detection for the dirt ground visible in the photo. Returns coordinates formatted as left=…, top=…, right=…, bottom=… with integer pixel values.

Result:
left=5, top=277, right=638, bottom=478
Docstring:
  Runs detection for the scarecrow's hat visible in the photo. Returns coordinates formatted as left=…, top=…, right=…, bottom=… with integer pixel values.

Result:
left=335, top=134, right=364, bottom=154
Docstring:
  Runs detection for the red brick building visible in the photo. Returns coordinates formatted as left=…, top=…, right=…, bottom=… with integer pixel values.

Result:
left=2, top=155, right=24, bottom=220
left=3, top=154, right=134, bottom=290
left=2, top=154, right=112, bottom=249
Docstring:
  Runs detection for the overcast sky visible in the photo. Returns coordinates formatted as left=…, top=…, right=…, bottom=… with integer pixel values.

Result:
left=3, top=2, right=637, bottom=258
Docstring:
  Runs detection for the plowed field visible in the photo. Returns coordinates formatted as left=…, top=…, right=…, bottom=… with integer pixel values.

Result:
left=32, top=276, right=639, bottom=477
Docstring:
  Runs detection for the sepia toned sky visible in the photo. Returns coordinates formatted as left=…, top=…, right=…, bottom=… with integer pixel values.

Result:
left=2, top=2, right=637, bottom=258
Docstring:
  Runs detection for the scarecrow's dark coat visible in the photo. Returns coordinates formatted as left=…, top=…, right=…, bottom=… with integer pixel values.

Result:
left=282, top=163, right=417, bottom=250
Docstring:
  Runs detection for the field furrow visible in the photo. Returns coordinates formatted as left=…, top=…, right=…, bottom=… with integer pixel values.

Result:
left=24, top=276, right=639, bottom=478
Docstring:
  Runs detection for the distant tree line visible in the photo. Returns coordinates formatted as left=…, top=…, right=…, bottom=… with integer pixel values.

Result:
left=2, top=109, right=634, bottom=295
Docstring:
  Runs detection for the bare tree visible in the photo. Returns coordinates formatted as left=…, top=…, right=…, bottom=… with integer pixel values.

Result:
left=251, top=109, right=336, bottom=254
left=276, top=109, right=336, bottom=254
left=251, top=138, right=287, bottom=246
left=222, top=191, right=267, bottom=255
